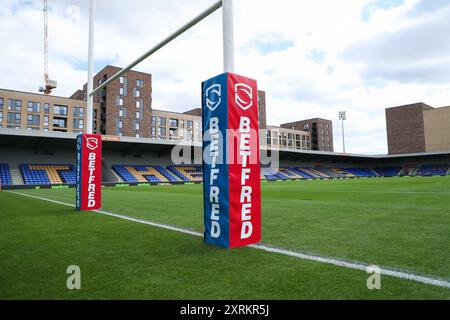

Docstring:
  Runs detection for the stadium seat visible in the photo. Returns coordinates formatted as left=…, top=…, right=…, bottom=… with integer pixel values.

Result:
left=20, top=164, right=76, bottom=185
left=417, top=165, right=449, bottom=176
left=167, top=166, right=203, bottom=182
left=343, top=168, right=377, bottom=178
left=278, top=167, right=304, bottom=179
left=374, top=167, right=402, bottom=177
left=295, top=167, right=330, bottom=179
left=0, top=164, right=12, bottom=186
left=112, top=165, right=179, bottom=183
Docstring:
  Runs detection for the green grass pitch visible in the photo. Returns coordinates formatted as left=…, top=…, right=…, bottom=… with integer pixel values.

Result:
left=0, top=176, right=449, bottom=299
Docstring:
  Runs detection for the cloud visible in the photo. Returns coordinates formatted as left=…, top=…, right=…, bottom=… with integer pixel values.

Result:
left=342, top=4, right=450, bottom=83
left=1, top=0, right=450, bottom=155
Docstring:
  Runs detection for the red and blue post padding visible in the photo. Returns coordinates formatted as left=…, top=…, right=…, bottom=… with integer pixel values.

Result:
left=202, top=73, right=261, bottom=248
left=76, top=133, right=102, bottom=211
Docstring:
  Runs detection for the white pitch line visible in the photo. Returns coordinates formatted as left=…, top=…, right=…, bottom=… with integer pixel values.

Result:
left=6, top=190, right=450, bottom=290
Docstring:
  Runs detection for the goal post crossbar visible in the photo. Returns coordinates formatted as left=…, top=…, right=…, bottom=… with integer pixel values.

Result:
left=89, top=0, right=223, bottom=98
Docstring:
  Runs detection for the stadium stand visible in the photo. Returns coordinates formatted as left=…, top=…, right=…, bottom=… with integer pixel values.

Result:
left=343, top=168, right=377, bottom=177
left=374, top=167, right=402, bottom=177
left=417, top=165, right=449, bottom=176
left=112, top=165, right=180, bottom=183
left=0, top=164, right=12, bottom=186
left=401, top=165, right=418, bottom=176
left=168, top=166, right=203, bottom=182
left=3, top=162, right=450, bottom=187
left=261, top=168, right=289, bottom=181
left=278, top=167, right=304, bottom=180
left=20, top=164, right=76, bottom=185
left=295, top=167, right=330, bottom=179
left=289, top=168, right=315, bottom=179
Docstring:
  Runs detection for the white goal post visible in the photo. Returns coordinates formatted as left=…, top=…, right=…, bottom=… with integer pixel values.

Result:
left=85, top=0, right=235, bottom=134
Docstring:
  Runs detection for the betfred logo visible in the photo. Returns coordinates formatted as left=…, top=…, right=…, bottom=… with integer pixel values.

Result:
left=76, top=134, right=102, bottom=211
left=86, top=137, right=99, bottom=151
left=205, top=84, right=222, bottom=111
left=234, top=83, right=253, bottom=111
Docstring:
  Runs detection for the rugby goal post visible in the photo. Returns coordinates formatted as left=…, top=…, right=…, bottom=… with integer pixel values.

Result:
left=79, top=0, right=261, bottom=249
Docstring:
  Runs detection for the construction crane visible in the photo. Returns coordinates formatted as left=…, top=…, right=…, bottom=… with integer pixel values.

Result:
left=39, top=0, right=57, bottom=94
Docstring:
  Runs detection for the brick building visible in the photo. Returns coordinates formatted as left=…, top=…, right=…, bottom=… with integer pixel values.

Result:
left=386, top=103, right=450, bottom=154
left=280, top=118, right=334, bottom=152
left=1, top=65, right=335, bottom=152
left=72, top=65, right=152, bottom=138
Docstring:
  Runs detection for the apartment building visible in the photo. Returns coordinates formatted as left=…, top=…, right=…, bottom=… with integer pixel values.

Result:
left=150, top=109, right=202, bottom=142
left=265, top=126, right=311, bottom=150
left=72, top=65, right=152, bottom=138
left=281, top=118, right=334, bottom=152
left=0, top=88, right=100, bottom=133
left=1, top=65, right=335, bottom=152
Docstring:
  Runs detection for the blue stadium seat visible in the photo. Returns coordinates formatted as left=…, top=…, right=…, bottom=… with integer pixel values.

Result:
left=167, top=166, right=203, bottom=182
left=417, top=165, right=449, bottom=176
left=344, top=168, right=377, bottom=177
left=20, top=164, right=76, bottom=185
left=112, top=165, right=179, bottom=183
left=374, top=167, right=402, bottom=177
left=0, top=164, right=12, bottom=186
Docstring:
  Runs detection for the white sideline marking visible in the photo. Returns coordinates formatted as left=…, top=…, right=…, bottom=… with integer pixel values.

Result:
left=7, top=191, right=450, bottom=290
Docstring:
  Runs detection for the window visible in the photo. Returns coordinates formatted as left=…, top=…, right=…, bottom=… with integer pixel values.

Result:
left=73, top=107, right=84, bottom=118
left=27, top=114, right=40, bottom=126
left=169, top=118, right=178, bottom=127
left=119, top=98, right=124, bottom=106
left=118, top=120, right=123, bottom=129
left=186, top=120, right=193, bottom=129
left=158, top=127, right=166, bottom=137
left=135, top=89, right=140, bottom=98
left=7, top=112, right=21, bottom=124
left=53, top=105, right=68, bottom=116
left=136, top=79, right=144, bottom=87
left=151, top=116, right=156, bottom=125
left=136, top=133, right=140, bottom=138
left=187, top=130, right=193, bottom=140
left=119, top=87, right=124, bottom=95
left=0, top=98, right=4, bottom=109
left=304, top=124, right=309, bottom=130
left=119, top=109, right=124, bottom=118
left=136, top=100, right=141, bottom=108
left=136, top=111, right=140, bottom=119
left=158, top=117, right=166, bottom=126
left=135, top=122, right=140, bottom=130
left=53, top=118, right=67, bottom=128
left=27, top=101, right=40, bottom=113
left=8, top=99, right=22, bottom=111
left=73, top=119, right=84, bottom=129
left=0, top=111, right=3, bottom=122
left=169, top=128, right=177, bottom=139
left=44, top=116, right=49, bottom=126
left=44, top=103, right=49, bottom=114
left=120, top=76, right=124, bottom=84
left=151, top=126, right=156, bottom=135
